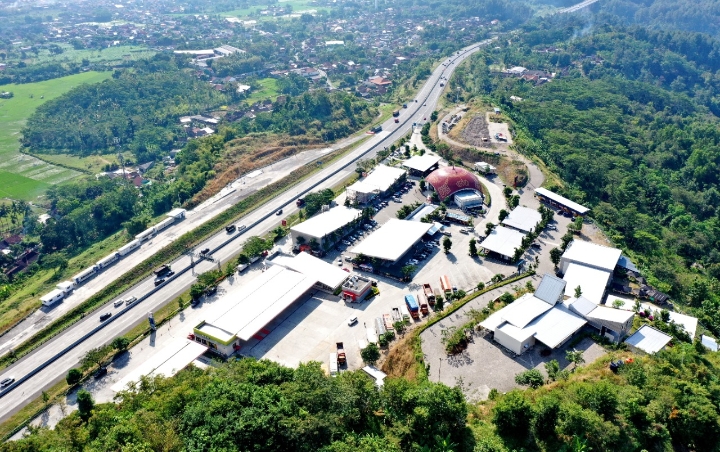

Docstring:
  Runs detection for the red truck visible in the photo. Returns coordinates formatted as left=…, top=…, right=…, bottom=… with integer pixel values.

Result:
left=336, top=342, right=346, bottom=365
left=420, top=296, right=429, bottom=316
left=422, top=283, right=436, bottom=307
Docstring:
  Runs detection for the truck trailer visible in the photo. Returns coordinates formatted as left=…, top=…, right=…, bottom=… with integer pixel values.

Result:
left=422, top=283, right=436, bottom=306
left=405, top=294, right=420, bottom=319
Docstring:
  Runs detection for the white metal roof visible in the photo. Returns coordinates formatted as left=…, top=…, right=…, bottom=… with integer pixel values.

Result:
left=534, top=187, right=589, bottom=214
left=111, top=340, right=207, bottom=393
left=625, top=325, right=671, bottom=354
left=701, top=335, right=718, bottom=352
left=475, top=162, right=496, bottom=171
left=530, top=306, right=587, bottom=349
left=586, top=305, right=635, bottom=325
left=270, top=252, right=349, bottom=291
left=501, top=293, right=555, bottom=329
left=290, top=206, right=361, bottom=240
left=563, top=263, right=612, bottom=305
left=350, top=219, right=432, bottom=262
left=561, top=240, right=622, bottom=272
left=496, top=321, right=536, bottom=342
left=206, top=266, right=316, bottom=341
left=197, top=323, right=235, bottom=343
left=534, top=274, right=566, bottom=305
left=566, top=296, right=598, bottom=317
left=479, top=226, right=525, bottom=258
left=347, top=180, right=380, bottom=196
left=640, top=303, right=698, bottom=339
left=407, top=203, right=438, bottom=222
left=166, top=208, right=186, bottom=218
left=356, top=164, right=405, bottom=192
left=56, top=281, right=74, bottom=291
left=362, top=365, right=387, bottom=387
left=402, top=155, right=441, bottom=172
left=502, top=206, right=542, bottom=233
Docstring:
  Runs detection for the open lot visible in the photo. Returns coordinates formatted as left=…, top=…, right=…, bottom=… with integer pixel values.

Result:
left=0, top=71, right=111, bottom=200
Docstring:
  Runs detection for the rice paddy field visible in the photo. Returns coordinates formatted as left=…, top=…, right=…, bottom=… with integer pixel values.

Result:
left=0, top=71, right=111, bottom=201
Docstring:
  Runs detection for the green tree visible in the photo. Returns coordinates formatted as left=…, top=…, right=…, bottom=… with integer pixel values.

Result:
left=515, top=369, right=544, bottom=388
left=111, top=336, right=130, bottom=352
left=469, top=238, right=477, bottom=257
left=574, top=285, right=583, bottom=298
left=544, top=359, right=560, bottom=381
left=442, top=236, right=452, bottom=253
left=566, top=349, right=585, bottom=371
left=498, top=209, right=509, bottom=221
left=66, top=368, right=82, bottom=385
left=401, top=264, right=416, bottom=280
left=612, top=299, right=625, bottom=309
left=492, top=391, right=532, bottom=439
left=484, top=222, right=495, bottom=236
left=81, top=347, right=106, bottom=370
left=550, top=247, right=562, bottom=269
left=360, top=343, right=380, bottom=365
left=561, top=232, right=574, bottom=251
left=419, top=179, right=426, bottom=191
left=76, top=389, right=94, bottom=422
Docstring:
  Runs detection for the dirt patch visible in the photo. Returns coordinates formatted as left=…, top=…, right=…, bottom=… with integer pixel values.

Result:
left=496, top=158, right=529, bottom=188
left=455, top=114, right=492, bottom=148
left=189, top=134, right=324, bottom=205
left=381, top=331, right=422, bottom=381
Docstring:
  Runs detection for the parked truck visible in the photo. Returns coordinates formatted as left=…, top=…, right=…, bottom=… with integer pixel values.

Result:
left=329, top=353, right=338, bottom=377
left=419, top=294, right=429, bottom=316
left=336, top=342, right=346, bottom=366
left=383, top=314, right=394, bottom=330
left=405, top=294, right=420, bottom=319
left=391, top=307, right=402, bottom=322
left=422, top=283, right=436, bottom=306
left=439, top=275, right=452, bottom=296
left=400, top=305, right=411, bottom=321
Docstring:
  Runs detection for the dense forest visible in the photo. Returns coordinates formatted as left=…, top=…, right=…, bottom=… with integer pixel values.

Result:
left=21, top=54, right=229, bottom=162
left=451, top=16, right=720, bottom=335
left=5, top=344, right=720, bottom=452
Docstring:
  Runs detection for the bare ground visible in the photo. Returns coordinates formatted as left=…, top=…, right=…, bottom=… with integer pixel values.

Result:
left=456, top=114, right=493, bottom=148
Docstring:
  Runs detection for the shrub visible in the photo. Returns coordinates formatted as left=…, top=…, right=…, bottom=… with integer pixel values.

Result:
left=66, top=368, right=82, bottom=385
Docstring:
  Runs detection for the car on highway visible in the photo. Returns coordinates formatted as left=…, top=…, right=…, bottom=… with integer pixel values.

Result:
left=113, top=299, right=125, bottom=308
left=200, top=248, right=210, bottom=255
left=99, top=312, right=112, bottom=321
left=225, top=225, right=236, bottom=233
left=276, top=209, right=283, bottom=215
left=125, top=296, right=137, bottom=306
left=154, top=278, right=166, bottom=287
left=1, top=377, right=15, bottom=389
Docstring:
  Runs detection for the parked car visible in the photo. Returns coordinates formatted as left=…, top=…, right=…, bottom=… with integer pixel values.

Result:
left=531, top=243, right=542, bottom=250
left=337, top=259, right=342, bottom=266
left=94, top=367, right=108, bottom=379
left=348, top=316, right=358, bottom=326
left=547, top=225, right=558, bottom=231
left=459, top=228, right=469, bottom=234
left=99, top=312, right=112, bottom=321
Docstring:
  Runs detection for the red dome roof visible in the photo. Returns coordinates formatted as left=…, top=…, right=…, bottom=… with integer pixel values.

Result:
left=426, top=166, right=481, bottom=201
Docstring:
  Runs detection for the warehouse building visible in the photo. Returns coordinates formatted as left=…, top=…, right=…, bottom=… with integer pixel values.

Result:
left=189, top=266, right=316, bottom=357
left=562, top=263, right=613, bottom=305
left=502, top=206, right=542, bottom=234
left=402, top=155, right=441, bottom=177
left=479, top=226, right=525, bottom=261
left=566, top=296, right=634, bottom=343
left=268, top=252, right=349, bottom=294
left=480, top=275, right=586, bottom=355
left=534, top=187, right=589, bottom=217
left=350, top=219, right=433, bottom=266
left=346, top=165, right=406, bottom=204
left=560, top=240, right=622, bottom=274
left=290, top=206, right=362, bottom=250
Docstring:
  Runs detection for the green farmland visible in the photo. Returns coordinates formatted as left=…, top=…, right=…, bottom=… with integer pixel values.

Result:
left=0, top=71, right=111, bottom=201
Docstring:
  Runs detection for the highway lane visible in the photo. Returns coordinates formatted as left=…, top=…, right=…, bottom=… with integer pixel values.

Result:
left=0, top=38, right=491, bottom=421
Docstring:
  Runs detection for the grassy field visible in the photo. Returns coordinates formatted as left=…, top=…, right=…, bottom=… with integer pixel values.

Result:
left=11, top=45, right=155, bottom=67
left=244, top=77, right=280, bottom=104
left=220, top=0, right=328, bottom=17
left=0, top=71, right=111, bottom=201
left=34, top=152, right=125, bottom=174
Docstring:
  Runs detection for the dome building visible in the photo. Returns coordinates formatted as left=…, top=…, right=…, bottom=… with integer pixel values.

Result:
left=425, top=166, right=484, bottom=209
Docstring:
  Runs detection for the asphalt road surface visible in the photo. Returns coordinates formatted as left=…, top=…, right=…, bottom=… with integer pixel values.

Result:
left=0, top=38, right=494, bottom=422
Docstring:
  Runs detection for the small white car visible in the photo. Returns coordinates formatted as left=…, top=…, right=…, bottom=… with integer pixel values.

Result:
left=347, top=316, right=358, bottom=326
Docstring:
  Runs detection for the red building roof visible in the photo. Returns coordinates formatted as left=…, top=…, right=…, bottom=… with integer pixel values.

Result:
left=426, top=166, right=482, bottom=201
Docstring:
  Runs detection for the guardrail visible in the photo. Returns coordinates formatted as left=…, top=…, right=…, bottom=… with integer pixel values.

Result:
left=0, top=42, right=487, bottom=400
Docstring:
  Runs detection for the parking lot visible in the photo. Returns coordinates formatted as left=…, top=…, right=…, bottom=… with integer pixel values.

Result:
left=241, top=174, right=523, bottom=372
